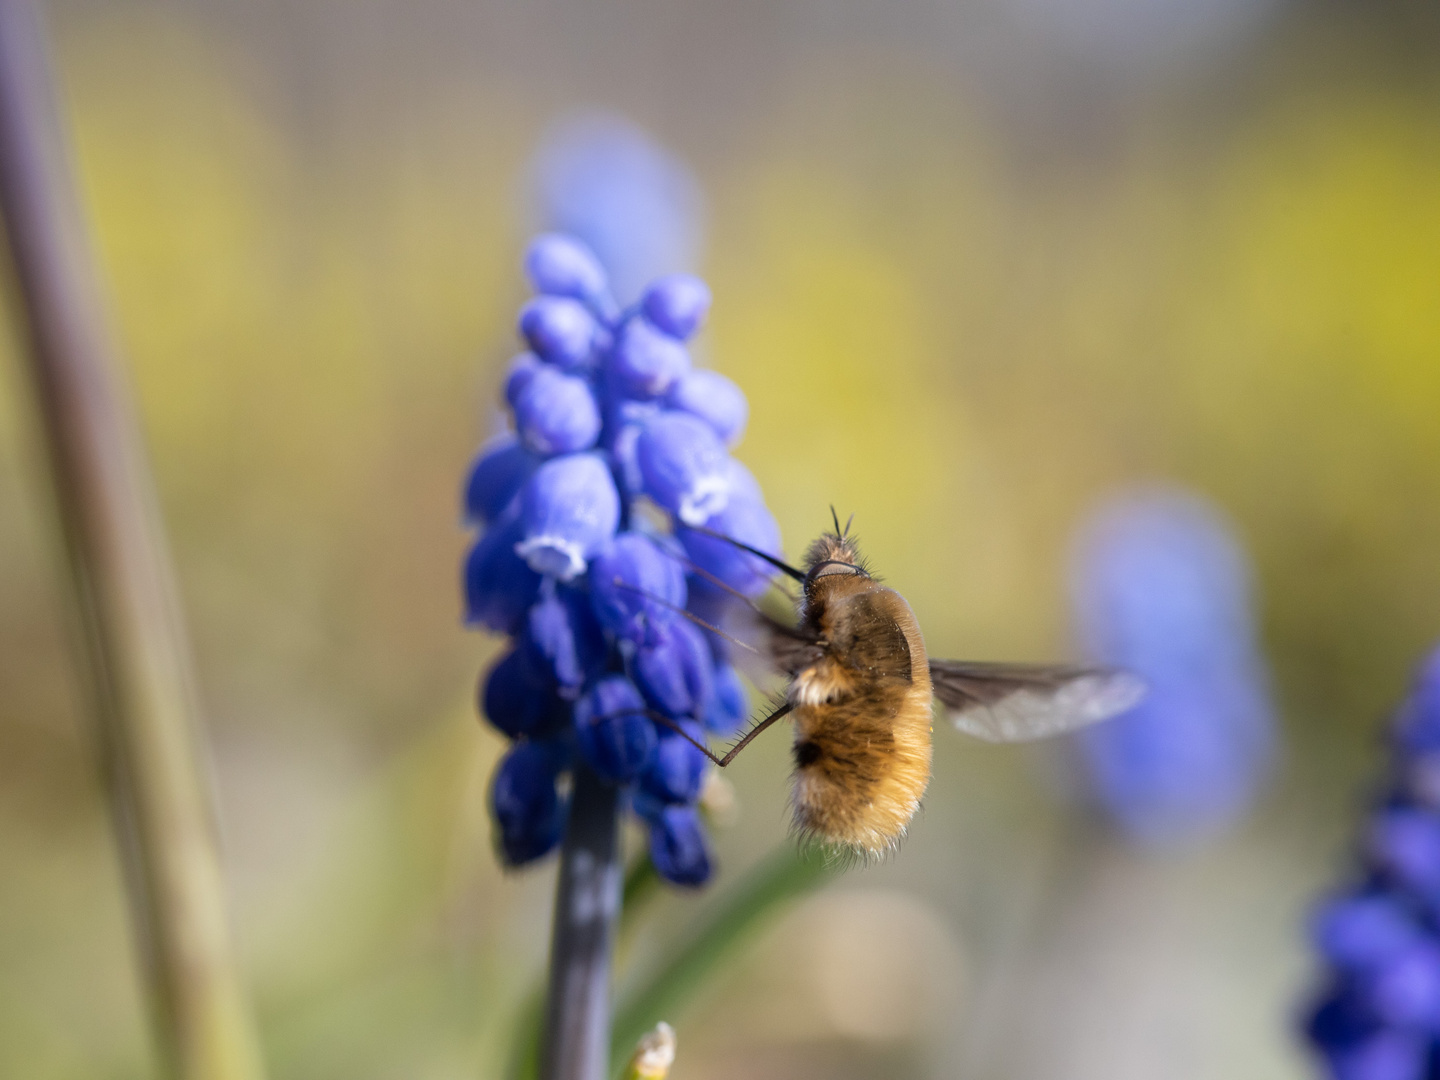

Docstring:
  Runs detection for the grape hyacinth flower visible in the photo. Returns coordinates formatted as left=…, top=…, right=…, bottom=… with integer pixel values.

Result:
left=1304, top=647, right=1440, bottom=1080
left=465, top=234, right=776, bottom=882
left=1068, top=487, right=1278, bottom=847
left=463, top=232, right=778, bottom=1079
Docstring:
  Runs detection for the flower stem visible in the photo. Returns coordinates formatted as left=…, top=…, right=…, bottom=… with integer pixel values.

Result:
left=538, top=765, right=622, bottom=1080
left=0, top=3, right=265, bottom=1078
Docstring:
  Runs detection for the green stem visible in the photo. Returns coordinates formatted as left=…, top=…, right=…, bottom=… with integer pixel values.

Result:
left=0, top=3, right=265, bottom=1078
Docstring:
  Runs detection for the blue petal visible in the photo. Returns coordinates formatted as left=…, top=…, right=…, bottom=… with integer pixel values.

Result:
left=589, top=531, right=687, bottom=645
left=632, top=618, right=714, bottom=719
left=610, top=316, right=691, bottom=400
left=1354, top=942, right=1440, bottom=1030
left=504, top=353, right=545, bottom=409
left=519, top=296, right=601, bottom=369
left=516, top=453, right=621, bottom=580
left=1311, top=893, right=1425, bottom=972
left=524, top=233, right=609, bottom=305
left=638, top=718, right=708, bottom=805
left=1395, top=647, right=1440, bottom=753
left=481, top=648, right=568, bottom=738
left=463, top=515, right=543, bottom=635
left=512, top=365, right=602, bottom=455
left=1369, top=809, right=1440, bottom=896
left=642, top=274, right=711, bottom=340
left=522, top=584, right=608, bottom=699
left=647, top=804, right=713, bottom=887
left=704, top=664, right=749, bottom=737
left=637, top=412, right=729, bottom=526
left=464, top=435, right=537, bottom=525
left=680, top=489, right=783, bottom=598
left=491, top=740, right=567, bottom=866
left=574, top=675, right=658, bottom=783
left=666, top=368, right=748, bottom=447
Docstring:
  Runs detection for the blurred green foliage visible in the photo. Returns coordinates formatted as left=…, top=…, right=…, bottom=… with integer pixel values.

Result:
left=1, top=6, right=1438, bottom=1079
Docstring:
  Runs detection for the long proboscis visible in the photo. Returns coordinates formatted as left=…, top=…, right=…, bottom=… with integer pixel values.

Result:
left=681, top=522, right=806, bottom=583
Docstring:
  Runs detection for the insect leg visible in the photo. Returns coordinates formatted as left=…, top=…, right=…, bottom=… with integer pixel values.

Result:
left=716, top=700, right=794, bottom=767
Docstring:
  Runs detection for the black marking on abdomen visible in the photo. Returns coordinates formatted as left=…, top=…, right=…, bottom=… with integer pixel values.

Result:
left=794, top=740, right=822, bottom=768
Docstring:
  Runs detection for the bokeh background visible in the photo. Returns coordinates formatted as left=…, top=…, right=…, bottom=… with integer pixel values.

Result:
left=2, top=0, right=1439, bottom=1077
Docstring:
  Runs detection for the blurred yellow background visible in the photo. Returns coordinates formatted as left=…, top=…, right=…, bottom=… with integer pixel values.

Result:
left=1, top=1, right=1439, bottom=1077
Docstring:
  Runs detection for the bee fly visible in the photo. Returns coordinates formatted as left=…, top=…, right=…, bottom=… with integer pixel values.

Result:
left=658, top=512, right=1145, bottom=857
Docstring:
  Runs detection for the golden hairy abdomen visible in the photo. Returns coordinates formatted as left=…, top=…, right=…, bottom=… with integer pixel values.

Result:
left=788, top=587, right=934, bottom=855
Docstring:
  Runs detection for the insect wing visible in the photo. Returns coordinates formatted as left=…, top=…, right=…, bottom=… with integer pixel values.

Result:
left=929, top=660, right=1145, bottom=743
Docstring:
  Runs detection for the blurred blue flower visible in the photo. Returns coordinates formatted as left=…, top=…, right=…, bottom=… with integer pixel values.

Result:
left=529, top=112, right=705, bottom=304
left=1304, top=645, right=1440, bottom=1079
left=1068, top=487, right=1278, bottom=847
left=462, top=215, right=778, bottom=885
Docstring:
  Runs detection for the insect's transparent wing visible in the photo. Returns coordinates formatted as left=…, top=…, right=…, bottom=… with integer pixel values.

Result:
left=929, top=660, right=1145, bottom=743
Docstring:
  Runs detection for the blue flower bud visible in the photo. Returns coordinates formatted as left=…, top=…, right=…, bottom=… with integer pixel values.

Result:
left=1306, top=990, right=1381, bottom=1052
left=1395, top=649, right=1440, bottom=753
left=524, top=232, right=609, bottom=303
left=1369, top=810, right=1440, bottom=896
left=611, top=316, right=691, bottom=399
left=632, top=619, right=714, bottom=719
left=681, top=491, right=783, bottom=598
left=574, top=676, right=658, bottom=783
left=464, top=435, right=536, bottom=525
left=522, top=584, right=607, bottom=699
left=704, top=664, right=748, bottom=736
left=666, top=368, right=748, bottom=446
left=1356, top=943, right=1440, bottom=1029
left=482, top=648, right=567, bottom=738
left=639, top=718, right=708, bottom=805
left=1312, top=894, right=1425, bottom=972
left=519, top=296, right=601, bottom=370
left=516, top=453, right=620, bottom=580
left=589, top=531, right=686, bottom=645
left=504, top=353, right=545, bottom=409
left=512, top=365, right=602, bottom=456
left=464, top=515, right=543, bottom=634
left=647, top=804, right=713, bottom=887
left=642, top=274, right=711, bottom=340
left=491, top=740, right=567, bottom=866
left=637, top=412, right=729, bottom=526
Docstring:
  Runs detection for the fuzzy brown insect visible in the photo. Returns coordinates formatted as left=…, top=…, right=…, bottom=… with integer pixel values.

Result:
left=667, top=517, right=1144, bottom=857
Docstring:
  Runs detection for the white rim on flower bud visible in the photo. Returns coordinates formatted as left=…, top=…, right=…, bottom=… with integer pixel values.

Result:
left=676, top=475, right=728, bottom=527
left=515, top=536, right=588, bottom=581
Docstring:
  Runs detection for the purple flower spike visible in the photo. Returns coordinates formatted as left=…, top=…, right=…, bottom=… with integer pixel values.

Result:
left=682, top=492, right=783, bottom=598
left=491, top=740, right=567, bottom=866
left=589, top=532, right=686, bottom=645
left=611, top=316, right=691, bottom=400
left=464, top=435, right=536, bottom=525
left=516, top=453, right=620, bottom=580
left=519, top=296, right=601, bottom=370
left=642, top=274, right=711, bottom=340
left=574, top=676, right=658, bottom=783
left=667, top=368, right=748, bottom=446
left=632, top=619, right=714, bottom=720
left=637, top=412, right=730, bottom=526
left=512, top=366, right=602, bottom=456
left=464, top=515, right=543, bottom=635
left=646, top=804, right=713, bottom=887
left=639, top=718, right=709, bottom=805
left=524, top=232, right=609, bottom=304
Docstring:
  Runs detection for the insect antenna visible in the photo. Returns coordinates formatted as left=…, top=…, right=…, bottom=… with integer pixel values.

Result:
left=830, top=504, right=842, bottom=535
left=680, top=523, right=806, bottom=583
left=609, top=579, right=760, bottom=656
left=843, top=512, right=854, bottom=538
